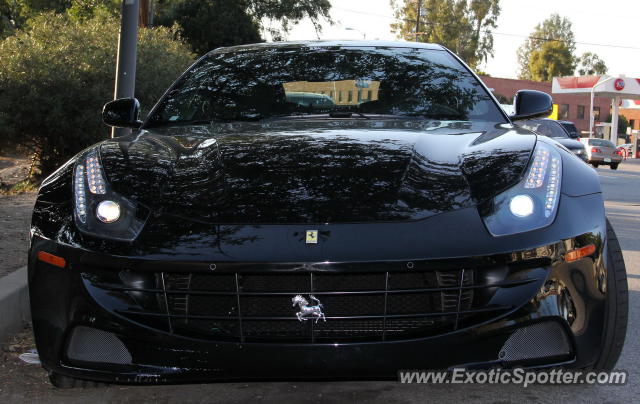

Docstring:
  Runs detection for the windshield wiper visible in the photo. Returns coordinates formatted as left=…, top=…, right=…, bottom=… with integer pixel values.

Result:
left=145, top=119, right=213, bottom=128
left=328, top=111, right=370, bottom=119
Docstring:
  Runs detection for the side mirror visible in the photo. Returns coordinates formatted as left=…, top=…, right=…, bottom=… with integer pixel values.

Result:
left=102, top=98, right=142, bottom=128
left=509, top=90, right=553, bottom=121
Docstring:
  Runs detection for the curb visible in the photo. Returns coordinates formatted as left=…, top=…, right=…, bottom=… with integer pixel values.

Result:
left=0, top=267, right=30, bottom=343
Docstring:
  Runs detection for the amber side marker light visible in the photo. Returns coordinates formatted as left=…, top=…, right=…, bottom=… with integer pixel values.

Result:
left=37, top=251, right=66, bottom=268
left=565, top=244, right=596, bottom=262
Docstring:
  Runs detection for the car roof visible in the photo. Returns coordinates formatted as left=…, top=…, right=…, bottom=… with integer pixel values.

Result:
left=210, top=40, right=446, bottom=54
left=521, top=118, right=562, bottom=125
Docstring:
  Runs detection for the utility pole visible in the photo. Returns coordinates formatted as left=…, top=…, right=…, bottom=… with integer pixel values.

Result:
left=415, top=0, right=422, bottom=42
left=112, top=0, right=140, bottom=138
left=139, top=0, right=153, bottom=27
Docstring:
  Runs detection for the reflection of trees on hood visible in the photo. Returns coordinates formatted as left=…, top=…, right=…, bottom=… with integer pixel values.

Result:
left=98, top=119, right=534, bottom=227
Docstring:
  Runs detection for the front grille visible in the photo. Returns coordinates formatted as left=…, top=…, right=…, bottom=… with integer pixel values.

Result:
left=83, top=260, right=547, bottom=344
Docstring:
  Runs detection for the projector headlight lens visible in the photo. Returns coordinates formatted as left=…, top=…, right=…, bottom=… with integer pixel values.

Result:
left=509, top=194, right=534, bottom=218
left=96, top=200, right=121, bottom=223
left=481, top=140, right=562, bottom=236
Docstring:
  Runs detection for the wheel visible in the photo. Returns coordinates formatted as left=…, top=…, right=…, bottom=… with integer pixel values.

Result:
left=610, top=164, right=619, bottom=170
left=593, top=219, right=629, bottom=370
left=592, top=163, right=599, bottom=168
left=49, top=372, right=110, bottom=389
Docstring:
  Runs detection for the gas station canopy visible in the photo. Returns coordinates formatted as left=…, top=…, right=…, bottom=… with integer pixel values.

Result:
left=620, top=99, right=640, bottom=109
left=552, top=75, right=640, bottom=100
left=551, top=75, right=640, bottom=146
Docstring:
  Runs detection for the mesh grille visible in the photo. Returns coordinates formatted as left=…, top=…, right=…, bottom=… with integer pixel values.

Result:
left=66, top=326, right=132, bottom=365
left=499, top=321, right=571, bottom=363
left=84, top=263, right=539, bottom=344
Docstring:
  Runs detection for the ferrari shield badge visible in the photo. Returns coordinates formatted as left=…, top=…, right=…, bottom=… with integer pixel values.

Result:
left=305, top=230, right=318, bottom=244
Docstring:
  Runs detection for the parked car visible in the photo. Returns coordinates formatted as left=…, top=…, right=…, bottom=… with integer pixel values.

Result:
left=29, top=41, right=627, bottom=387
left=557, top=120, right=581, bottom=140
left=285, top=91, right=335, bottom=108
left=579, top=137, right=624, bottom=169
left=617, top=143, right=633, bottom=158
left=516, top=118, right=587, bottom=162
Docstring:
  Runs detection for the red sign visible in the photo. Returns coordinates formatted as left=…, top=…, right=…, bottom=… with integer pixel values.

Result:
left=614, top=79, right=625, bottom=91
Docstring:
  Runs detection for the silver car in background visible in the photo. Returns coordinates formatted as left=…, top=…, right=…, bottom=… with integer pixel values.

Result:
left=579, top=138, right=623, bottom=170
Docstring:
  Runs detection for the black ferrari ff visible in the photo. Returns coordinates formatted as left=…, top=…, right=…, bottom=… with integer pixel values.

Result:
left=28, top=41, right=628, bottom=387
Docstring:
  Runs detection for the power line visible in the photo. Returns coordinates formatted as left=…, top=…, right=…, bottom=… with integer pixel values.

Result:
left=332, top=5, right=640, bottom=51
left=492, top=31, right=640, bottom=51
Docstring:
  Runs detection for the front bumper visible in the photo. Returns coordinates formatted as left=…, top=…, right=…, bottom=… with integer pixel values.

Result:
left=28, top=193, right=609, bottom=383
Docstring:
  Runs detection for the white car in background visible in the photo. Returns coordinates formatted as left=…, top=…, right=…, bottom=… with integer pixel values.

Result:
left=579, top=138, right=623, bottom=169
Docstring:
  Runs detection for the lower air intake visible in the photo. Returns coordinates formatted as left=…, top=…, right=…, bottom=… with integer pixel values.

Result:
left=499, top=321, right=571, bottom=364
left=66, top=326, right=132, bottom=365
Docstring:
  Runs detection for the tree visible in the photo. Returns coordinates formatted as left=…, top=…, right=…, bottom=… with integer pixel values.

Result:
left=155, top=0, right=333, bottom=54
left=66, top=0, right=119, bottom=21
left=576, top=52, right=608, bottom=76
left=517, top=14, right=576, bottom=80
left=528, top=40, right=574, bottom=82
left=167, top=0, right=262, bottom=55
left=246, top=0, right=333, bottom=40
left=390, top=0, right=501, bottom=70
left=606, top=114, right=629, bottom=135
left=0, top=12, right=194, bottom=179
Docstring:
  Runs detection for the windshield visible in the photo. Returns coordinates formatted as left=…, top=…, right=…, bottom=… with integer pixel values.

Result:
left=145, top=46, right=506, bottom=127
left=589, top=138, right=615, bottom=147
left=560, top=122, right=579, bottom=138
left=518, top=120, right=569, bottom=138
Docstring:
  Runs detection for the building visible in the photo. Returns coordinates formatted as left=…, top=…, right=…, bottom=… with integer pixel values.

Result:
left=479, top=75, right=611, bottom=135
left=283, top=80, right=380, bottom=106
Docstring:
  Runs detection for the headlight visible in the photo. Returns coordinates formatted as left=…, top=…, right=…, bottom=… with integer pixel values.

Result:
left=481, top=141, right=562, bottom=236
left=73, top=147, right=148, bottom=241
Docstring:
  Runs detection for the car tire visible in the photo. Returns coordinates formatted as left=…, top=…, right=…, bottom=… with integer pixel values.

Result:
left=592, top=163, right=599, bottom=168
left=49, top=372, right=110, bottom=389
left=593, top=218, right=629, bottom=370
left=610, top=164, right=619, bottom=170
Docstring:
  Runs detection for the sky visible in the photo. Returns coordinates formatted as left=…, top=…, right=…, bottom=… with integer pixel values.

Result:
left=286, top=0, right=640, bottom=79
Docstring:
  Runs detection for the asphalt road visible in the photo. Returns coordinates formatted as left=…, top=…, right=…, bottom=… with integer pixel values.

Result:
left=2, top=159, right=639, bottom=404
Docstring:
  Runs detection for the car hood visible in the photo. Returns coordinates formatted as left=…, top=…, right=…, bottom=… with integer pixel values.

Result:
left=99, top=120, right=535, bottom=224
left=550, top=137, right=584, bottom=151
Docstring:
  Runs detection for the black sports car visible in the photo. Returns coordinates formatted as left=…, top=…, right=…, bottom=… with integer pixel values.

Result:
left=28, top=41, right=628, bottom=387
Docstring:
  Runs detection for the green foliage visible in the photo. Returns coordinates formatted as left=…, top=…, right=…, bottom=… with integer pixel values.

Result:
left=0, top=12, right=194, bottom=179
left=517, top=13, right=576, bottom=80
left=577, top=52, right=608, bottom=76
left=528, top=40, right=574, bottom=82
left=390, top=0, right=500, bottom=69
left=0, top=179, right=38, bottom=195
left=2, top=0, right=116, bottom=36
left=606, top=114, right=629, bottom=135
left=245, top=0, right=332, bottom=40
left=155, top=0, right=332, bottom=54
left=66, top=0, right=119, bottom=21
left=167, top=0, right=262, bottom=55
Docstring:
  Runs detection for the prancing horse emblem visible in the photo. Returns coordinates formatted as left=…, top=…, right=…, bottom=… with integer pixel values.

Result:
left=292, top=294, right=326, bottom=323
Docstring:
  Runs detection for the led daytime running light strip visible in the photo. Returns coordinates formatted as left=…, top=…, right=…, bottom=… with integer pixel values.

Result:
left=523, top=143, right=562, bottom=218
left=86, top=151, right=106, bottom=194
left=524, top=148, right=550, bottom=189
left=74, top=164, right=87, bottom=223
left=545, top=155, right=561, bottom=217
